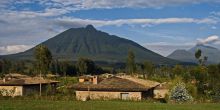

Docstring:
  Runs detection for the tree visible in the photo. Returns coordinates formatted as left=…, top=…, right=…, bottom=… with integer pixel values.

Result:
left=126, top=50, right=136, bottom=75
left=1, top=59, right=11, bottom=75
left=195, top=49, right=208, bottom=65
left=203, top=56, right=208, bottom=65
left=76, top=58, right=95, bottom=76
left=34, top=44, right=52, bottom=96
left=195, top=49, right=202, bottom=60
left=143, top=61, right=154, bottom=78
left=60, top=61, right=69, bottom=77
left=172, top=65, right=184, bottom=78
left=34, top=44, right=53, bottom=76
left=10, top=61, right=25, bottom=74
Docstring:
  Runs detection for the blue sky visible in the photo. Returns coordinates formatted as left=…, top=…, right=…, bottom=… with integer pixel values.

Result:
left=0, top=0, right=220, bottom=56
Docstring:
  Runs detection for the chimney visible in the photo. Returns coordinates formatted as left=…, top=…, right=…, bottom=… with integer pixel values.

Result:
left=93, top=76, right=98, bottom=84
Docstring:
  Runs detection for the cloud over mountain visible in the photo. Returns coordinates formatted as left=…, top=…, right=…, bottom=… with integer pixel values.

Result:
left=197, top=35, right=220, bottom=45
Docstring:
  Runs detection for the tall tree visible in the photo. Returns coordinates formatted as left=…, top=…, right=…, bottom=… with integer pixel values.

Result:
left=195, top=49, right=202, bottom=65
left=60, top=61, right=70, bottom=77
left=34, top=44, right=53, bottom=76
left=1, top=59, right=11, bottom=75
left=34, top=44, right=52, bottom=96
left=143, top=61, right=154, bottom=78
left=126, top=50, right=136, bottom=75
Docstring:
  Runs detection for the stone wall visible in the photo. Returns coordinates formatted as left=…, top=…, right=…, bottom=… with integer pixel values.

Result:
left=0, top=86, right=23, bottom=96
left=154, top=89, right=169, bottom=99
left=75, top=91, right=142, bottom=101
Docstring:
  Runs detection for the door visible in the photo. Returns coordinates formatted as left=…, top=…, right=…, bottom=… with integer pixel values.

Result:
left=121, top=93, right=129, bottom=100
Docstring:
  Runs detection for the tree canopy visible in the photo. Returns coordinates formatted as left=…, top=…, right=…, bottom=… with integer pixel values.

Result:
left=126, top=50, right=136, bottom=75
left=34, top=44, right=53, bottom=75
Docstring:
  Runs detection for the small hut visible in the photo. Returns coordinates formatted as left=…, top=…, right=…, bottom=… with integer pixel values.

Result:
left=0, top=74, right=59, bottom=96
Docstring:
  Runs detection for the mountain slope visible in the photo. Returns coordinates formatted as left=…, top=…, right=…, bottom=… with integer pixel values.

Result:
left=168, top=44, right=220, bottom=64
left=167, top=49, right=196, bottom=63
left=1, top=25, right=178, bottom=65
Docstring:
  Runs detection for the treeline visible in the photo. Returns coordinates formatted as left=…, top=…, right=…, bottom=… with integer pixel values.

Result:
left=0, top=59, right=107, bottom=77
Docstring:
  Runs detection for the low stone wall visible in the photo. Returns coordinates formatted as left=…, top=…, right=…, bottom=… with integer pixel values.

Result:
left=154, top=89, right=169, bottom=99
left=0, top=86, right=23, bottom=96
left=75, top=91, right=141, bottom=101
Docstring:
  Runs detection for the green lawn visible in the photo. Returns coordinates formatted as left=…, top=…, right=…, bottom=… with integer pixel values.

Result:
left=0, top=100, right=219, bottom=110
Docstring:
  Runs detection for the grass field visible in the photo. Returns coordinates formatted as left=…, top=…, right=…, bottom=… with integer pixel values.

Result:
left=0, top=100, right=219, bottom=110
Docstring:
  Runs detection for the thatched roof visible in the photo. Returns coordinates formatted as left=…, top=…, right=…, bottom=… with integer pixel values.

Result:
left=72, top=76, right=159, bottom=92
left=118, top=76, right=160, bottom=88
left=4, top=73, right=30, bottom=79
left=0, top=77, right=59, bottom=86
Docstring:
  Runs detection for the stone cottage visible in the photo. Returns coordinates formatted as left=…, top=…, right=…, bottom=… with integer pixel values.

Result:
left=0, top=73, right=59, bottom=96
left=72, top=76, right=160, bottom=101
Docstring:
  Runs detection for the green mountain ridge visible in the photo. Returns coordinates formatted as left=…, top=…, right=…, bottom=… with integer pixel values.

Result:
left=0, top=25, right=178, bottom=65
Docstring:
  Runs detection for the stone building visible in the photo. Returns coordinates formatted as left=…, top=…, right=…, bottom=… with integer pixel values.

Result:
left=0, top=73, right=59, bottom=96
left=72, top=76, right=160, bottom=101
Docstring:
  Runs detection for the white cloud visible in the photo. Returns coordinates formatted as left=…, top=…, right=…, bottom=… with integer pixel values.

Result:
left=55, top=17, right=217, bottom=28
left=2, top=0, right=220, bottom=11
left=48, top=0, right=220, bottom=9
left=197, top=35, right=220, bottom=45
left=0, top=45, right=34, bottom=55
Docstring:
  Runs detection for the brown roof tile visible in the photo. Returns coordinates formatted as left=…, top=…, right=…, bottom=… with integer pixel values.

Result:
left=71, top=77, right=157, bottom=92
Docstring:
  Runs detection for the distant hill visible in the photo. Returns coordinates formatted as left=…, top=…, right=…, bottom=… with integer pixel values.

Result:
left=168, top=44, right=220, bottom=64
left=1, top=25, right=178, bottom=65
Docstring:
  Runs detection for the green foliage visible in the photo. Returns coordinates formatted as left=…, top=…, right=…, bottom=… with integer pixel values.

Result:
left=0, top=60, right=2, bottom=74
left=10, top=61, right=26, bottom=73
left=77, top=57, right=95, bottom=75
left=76, top=57, right=106, bottom=75
left=194, top=49, right=208, bottom=65
left=172, top=65, right=184, bottom=78
left=207, top=64, right=220, bottom=102
left=143, top=61, right=154, bottom=78
left=126, top=50, right=136, bottom=74
left=169, top=82, right=193, bottom=103
left=186, top=83, right=198, bottom=98
left=46, top=84, right=52, bottom=96
left=195, top=49, right=202, bottom=60
left=190, top=66, right=208, bottom=82
left=1, top=59, right=11, bottom=75
left=34, top=44, right=53, bottom=75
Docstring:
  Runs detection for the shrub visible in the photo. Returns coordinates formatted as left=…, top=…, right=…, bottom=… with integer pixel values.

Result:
left=186, top=83, right=198, bottom=98
left=169, top=82, right=193, bottom=103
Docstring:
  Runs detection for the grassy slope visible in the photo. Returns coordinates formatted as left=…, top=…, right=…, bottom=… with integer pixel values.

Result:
left=0, top=100, right=219, bottom=110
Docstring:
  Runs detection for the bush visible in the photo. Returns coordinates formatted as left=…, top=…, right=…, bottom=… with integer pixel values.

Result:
left=186, top=83, right=198, bottom=98
left=169, top=82, right=193, bottom=103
